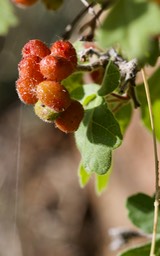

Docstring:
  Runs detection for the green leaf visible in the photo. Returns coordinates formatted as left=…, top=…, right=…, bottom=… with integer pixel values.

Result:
left=62, top=72, right=83, bottom=97
left=71, top=83, right=100, bottom=105
left=0, top=0, right=18, bottom=36
left=98, top=60, right=120, bottom=96
left=137, top=68, right=160, bottom=141
left=115, top=103, right=133, bottom=135
left=119, top=239, right=160, bottom=256
left=41, top=0, right=64, bottom=10
left=126, top=193, right=160, bottom=234
left=143, top=38, right=160, bottom=66
left=75, top=96, right=122, bottom=174
left=78, top=163, right=91, bottom=188
left=82, top=83, right=100, bottom=105
left=95, top=167, right=111, bottom=195
left=96, top=0, right=160, bottom=60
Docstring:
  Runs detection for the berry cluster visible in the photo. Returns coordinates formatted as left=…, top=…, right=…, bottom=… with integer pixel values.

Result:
left=16, top=39, right=84, bottom=133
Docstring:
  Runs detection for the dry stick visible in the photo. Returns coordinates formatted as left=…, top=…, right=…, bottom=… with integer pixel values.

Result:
left=141, top=68, right=160, bottom=256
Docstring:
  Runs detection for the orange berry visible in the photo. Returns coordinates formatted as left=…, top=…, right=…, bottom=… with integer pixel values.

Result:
left=36, top=80, right=71, bottom=112
left=18, top=56, right=44, bottom=83
left=40, top=55, right=75, bottom=81
left=22, top=39, right=51, bottom=59
left=50, top=40, right=77, bottom=68
left=55, top=100, right=84, bottom=133
left=16, top=77, right=38, bottom=104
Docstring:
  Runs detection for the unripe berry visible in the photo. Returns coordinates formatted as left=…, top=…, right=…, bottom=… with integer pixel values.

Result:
left=55, top=100, right=84, bottom=133
left=36, top=80, right=71, bottom=112
left=22, top=39, right=51, bottom=59
left=16, top=77, right=38, bottom=104
left=50, top=40, right=77, bottom=68
left=40, top=55, right=75, bottom=81
left=12, top=0, right=38, bottom=7
left=34, top=100, right=59, bottom=122
left=18, top=56, right=44, bottom=83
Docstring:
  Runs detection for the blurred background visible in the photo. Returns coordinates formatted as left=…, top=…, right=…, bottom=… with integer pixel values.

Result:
left=0, top=1, right=159, bottom=255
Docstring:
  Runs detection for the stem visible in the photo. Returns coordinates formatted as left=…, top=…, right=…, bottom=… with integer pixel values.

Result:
left=141, top=68, right=159, bottom=256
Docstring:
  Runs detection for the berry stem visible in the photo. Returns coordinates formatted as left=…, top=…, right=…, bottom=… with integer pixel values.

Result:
left=141, top=68, right=159, bottom=256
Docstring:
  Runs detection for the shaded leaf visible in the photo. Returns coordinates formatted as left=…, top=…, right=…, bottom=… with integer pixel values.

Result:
left=98, top=60, right=120, bottom=96
left=75, top=96, right=122, bottom=174
left=119, top=239, right=160, bottom=256
left=0, top=0, right=18, bottom=36
left=142, top=37, right=160, bottom=66
left=115, top=103, right=133, bottom=135
left=96, top=0, right=160, bottom=60
left=126, top=193, right=160, bottom=234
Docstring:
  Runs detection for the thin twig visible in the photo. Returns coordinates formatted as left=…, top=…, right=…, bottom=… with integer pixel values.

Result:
left=62, top=2, right=95, bottom=40
left=79, top=0, right=111, bottom=41
left=141, top=68, right=160, bottom=256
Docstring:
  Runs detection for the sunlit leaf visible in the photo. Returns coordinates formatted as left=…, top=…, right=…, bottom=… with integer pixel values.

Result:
left=78, top=163, right=92, bottom=187
left=95, top=167, right=112, bottom=195
left=75, top=96, right=122, bottom=174
left=96, top=0, right=160, bottom=60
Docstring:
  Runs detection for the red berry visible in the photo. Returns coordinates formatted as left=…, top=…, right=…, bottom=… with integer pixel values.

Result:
left=16, top=77, right=38, bottom=104
left=18, top=56, right=44, bottom=83
left=12, top=0, right=38, bottom=7
left=55, top=100, right=84, bottom=133
left=50, top=40, right=77, bottom=68
left=36, top=80, right=71, bottom=112
left=40, top=55, right=74, bottom=81
left=22, top=39, right=51, bottom=59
